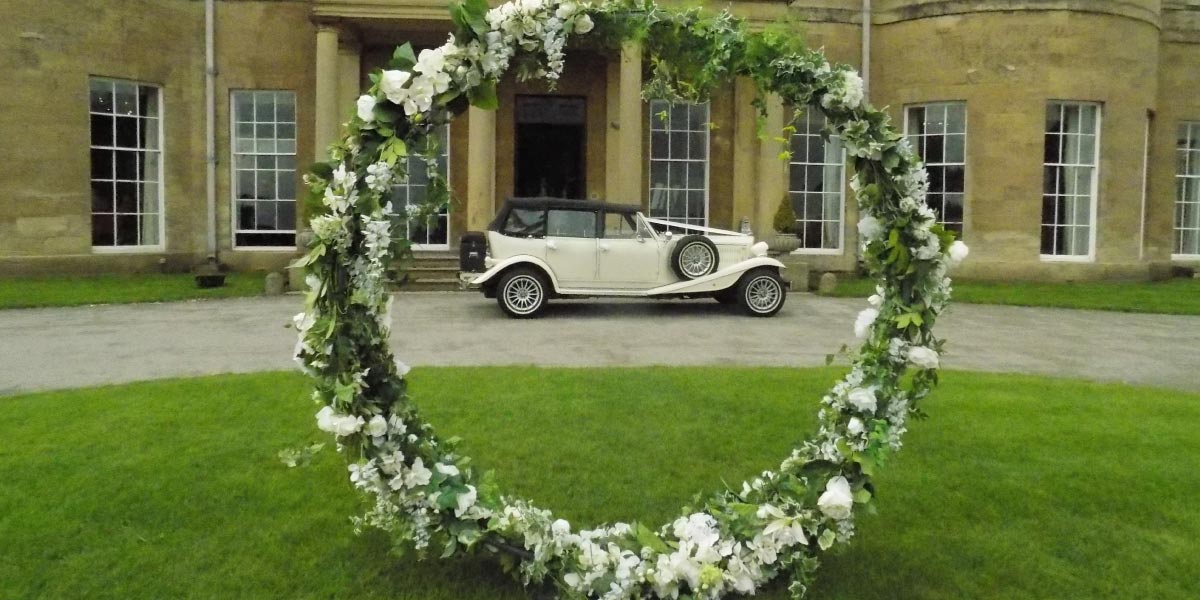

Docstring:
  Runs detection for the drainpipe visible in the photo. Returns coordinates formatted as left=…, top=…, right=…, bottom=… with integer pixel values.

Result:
left=1139, top=109, right=1153, bottom=262
left=204, top=0, right=218, bottom=263
left=861, top=0, right=871, bottom=102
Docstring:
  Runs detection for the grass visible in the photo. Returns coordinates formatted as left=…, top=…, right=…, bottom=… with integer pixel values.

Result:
left=0, top=272, right=264, bottom=309
left=826, top=276, right=1200, bottom=315
left=1, top=367, right=1197, bottom=599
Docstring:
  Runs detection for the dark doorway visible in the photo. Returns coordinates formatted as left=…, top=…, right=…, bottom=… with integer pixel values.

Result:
left=515, top=95, right=586, bottom=198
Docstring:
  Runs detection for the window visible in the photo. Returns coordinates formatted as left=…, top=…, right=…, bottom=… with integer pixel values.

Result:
left=500, top=207, right=546, bottom=238
left=89, top=77, right=162, bottom=248
left=1175, top=122, right=1200, bottom=257
left=603, top=212, right=639, bottom=239
left=788, top=107, right=845, bottom=251
left=232, top=90, right=297, bottom=248
left=390, top=126, right=450, bottom=248
left=648, top=101, right=708, bottom=226
left=1042, top=102, right=1100, bottom=258
left=547, top=209, right=597, bottom=238
left=906, top=102, right=966, bottom=237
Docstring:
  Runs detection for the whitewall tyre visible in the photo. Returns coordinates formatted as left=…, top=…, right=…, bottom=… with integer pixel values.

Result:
left=737, top=268, right=786, bottom=317
left=497, top=268, right=548, bottom=318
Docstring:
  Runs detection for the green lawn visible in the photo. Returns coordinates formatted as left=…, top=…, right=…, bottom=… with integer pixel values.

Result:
left=0, top=272, right=264, bottom=309
left=1, top=368, right=1197, bottom=599
left=825, top=276, right=1200, bottom=315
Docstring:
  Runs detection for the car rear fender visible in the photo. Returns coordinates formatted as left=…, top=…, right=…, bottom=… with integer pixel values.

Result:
left=470, top=256, right=561, bottom=292
left=648, top=256, right=786, bottom=295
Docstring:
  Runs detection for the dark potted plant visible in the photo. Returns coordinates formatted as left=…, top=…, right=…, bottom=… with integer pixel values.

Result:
left=768, top=194, right=800, bottom=253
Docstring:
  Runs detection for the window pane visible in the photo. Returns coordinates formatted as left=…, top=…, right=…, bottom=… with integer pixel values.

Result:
left=648, top=102, right=709, bottom=225
left=1042, top=102, right=1098, bottom=256
left=905, top=102, right=967, bottom=239
left=114, top=82, right=138, bottom=116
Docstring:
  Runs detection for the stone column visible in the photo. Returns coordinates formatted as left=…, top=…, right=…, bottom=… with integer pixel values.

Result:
left=466, top=106, right=497, bottom=231
left=755, top=93, right=787, bottom=239
left=731, top=76, right=759, bottom=233
left=605, top=41, right=643, bottom=205
left=337, top=32, right=362, bottom=122
left=314, top=25, right=340, bottom=162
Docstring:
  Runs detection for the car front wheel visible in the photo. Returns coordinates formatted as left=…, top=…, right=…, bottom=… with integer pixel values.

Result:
left=497, top=267, right=548, bottom=318
left=737, top=268, right=786, bottom=317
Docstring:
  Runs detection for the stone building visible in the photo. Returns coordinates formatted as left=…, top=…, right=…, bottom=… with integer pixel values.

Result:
left=2, top=0, right=1198, bottom=281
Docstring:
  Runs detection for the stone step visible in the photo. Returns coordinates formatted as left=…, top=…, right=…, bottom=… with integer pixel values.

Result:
left=409, top=257, right=460, bottom=269
left=392, top=277, right=462, bottom=292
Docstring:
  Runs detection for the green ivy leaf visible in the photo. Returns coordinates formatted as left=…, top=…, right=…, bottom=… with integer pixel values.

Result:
left=390, top=43, right=417, bottom=70
left=467, top=79, right=499, bottom=110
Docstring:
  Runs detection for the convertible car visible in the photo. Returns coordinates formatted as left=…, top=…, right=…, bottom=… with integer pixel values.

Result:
left=459, top=197, right=787, bottom=318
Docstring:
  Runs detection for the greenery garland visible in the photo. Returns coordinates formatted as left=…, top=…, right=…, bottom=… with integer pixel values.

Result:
left=293, top=0, right=968, bottom=597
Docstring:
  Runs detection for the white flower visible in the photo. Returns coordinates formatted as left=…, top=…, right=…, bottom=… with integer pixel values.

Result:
left=292, top=311, right=315, bottom=332
left=365, top=414, right=387, bottom=437
left=839, top=71, right=864, bottom=109
left=573, top=14, right=594, bottom=34
left=552, top=519, right=571, bottom=537
left=395, top=359, right=411, bottom=377
left=356, top=94, right=376, bottom=122
left=847, top=387, right=877, bottom=413
left=857, top=214, right=883, bottom=241
left=555, top=1, right=577, bottom=19
left=672, top=513, right=719, bottom=548
left=817, top=476, right=854, bottom=520
left=907, top=345, right=940, bottom=369
left=315, top=406, right=365, bottom=436
left=847, top=417, right=865, bottom=436
left=414, top=48, right=446, bottom=76
left=854, top=308, right=878, bottom=339
left=949, top=240, right=970, bottom=264
left=435, top=463, right=460, bottom=477
left=454, top=485, right=478, bottom=517
left=379, top=70, right=412, bottom=104
left=403, top=457, right=432, bottom=488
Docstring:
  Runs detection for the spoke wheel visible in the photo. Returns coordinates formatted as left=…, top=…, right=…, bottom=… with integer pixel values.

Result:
left=669, top=235, right=720, bottom=280
left=497, top=268, right=548, bottom=318
left=737, top=269, right=786, bottom=317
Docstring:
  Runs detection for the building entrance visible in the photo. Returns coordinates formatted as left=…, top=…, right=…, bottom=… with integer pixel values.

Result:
left=514, top=95, right=586, bottom=199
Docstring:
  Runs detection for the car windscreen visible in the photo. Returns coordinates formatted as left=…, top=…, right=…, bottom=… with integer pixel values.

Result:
left=500, top=207, right=546, bottom=238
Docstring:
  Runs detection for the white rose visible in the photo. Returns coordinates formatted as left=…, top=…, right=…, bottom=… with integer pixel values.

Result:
left=403, top=457, right=432, bottom=488
left=379, top=70, right=412, bottom=104
left=907, top=345, right=940, bottom=369
left=949, top=240, right=970, bottom=265
left=435, top=463, right=460, bottom=477
left=552, top=519, right=571, bottom=536
left=555, top=1, right=577, bottom=19
left=817, top=476, right=854, bottom=520
left=847, top=417, right=865, bottom=436
left=395, top=359, right=411, bottom=377
left=335, top=414, right=364, bottom=436
left=854, top=308, right=878, bottom=339
left=454, top=485, right=478, bottom=517
left=365, top=414, right=387, bottom=437
left=414, top=48, right=446, bottom=77
left=315, top=406, right=336, bottom=432
left=573, top=14, right=594, bottom=34
left=847, top=387, right=877, bottom=413
left=857, top=215, right=883, bottom=241
left=356, top=94, right=376, bottom=122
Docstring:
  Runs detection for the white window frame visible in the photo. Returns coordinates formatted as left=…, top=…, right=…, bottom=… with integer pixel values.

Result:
left=393, top=126, right=451, bottom=251
left=1173, top=121, right=1200, bottom=259
left=230, top=89, right=298, bottom=251
left=904, top=101, right=967, bottom=239
left=647, top=100, right=710, bottom=227
left=788, top=107, right=846, bottom=255
left=89, top=77, right=166, bottom=253
left=1041, top=101, right=1101, bottom=262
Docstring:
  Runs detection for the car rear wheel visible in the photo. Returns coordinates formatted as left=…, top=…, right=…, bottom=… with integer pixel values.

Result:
left=670, top=235, right=720, bottom=280
left=497, top=267, right=548, bottom=318
left=737, top=268, right=786, bottom=317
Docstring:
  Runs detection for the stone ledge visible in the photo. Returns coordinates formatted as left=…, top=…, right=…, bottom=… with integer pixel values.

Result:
left=873, top=0, right=1161, bottom=28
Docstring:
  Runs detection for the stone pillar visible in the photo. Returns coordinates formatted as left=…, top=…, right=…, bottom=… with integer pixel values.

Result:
left=466, top=106, right=497, bottom=231
left=731, top=76, right=759, bottom=233
left=314, top=25, right=340, bottom=162
left=755, top=93, right=787, bottom=239
left=605, top=41, right=643, bottom=205
left=337, top=33, right=362, bottom=122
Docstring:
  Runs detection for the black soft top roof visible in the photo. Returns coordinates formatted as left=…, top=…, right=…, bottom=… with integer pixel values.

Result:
left=489, top=197, right=642, bottom=232
left=502, top=196, right=641, bottom=214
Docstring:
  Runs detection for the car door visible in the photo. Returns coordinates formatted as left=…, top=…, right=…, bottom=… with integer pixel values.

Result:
left=595, top=211, right=661, bottom=288
left=544, top=208, right=599, bottom=287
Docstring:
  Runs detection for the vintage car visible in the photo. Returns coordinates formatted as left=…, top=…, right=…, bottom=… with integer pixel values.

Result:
left=459, top=197, right=788, bottom=318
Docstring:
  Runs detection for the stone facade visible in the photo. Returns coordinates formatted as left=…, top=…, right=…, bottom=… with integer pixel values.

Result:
left=1, top=0, right=1198, bottom=280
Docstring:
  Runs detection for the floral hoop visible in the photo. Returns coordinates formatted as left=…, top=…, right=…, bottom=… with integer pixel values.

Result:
left=294, top=0, right=968, bottom=597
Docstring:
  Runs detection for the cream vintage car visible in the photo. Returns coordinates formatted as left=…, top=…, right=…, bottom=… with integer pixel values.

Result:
left=459, top=197, right=788, bottom=318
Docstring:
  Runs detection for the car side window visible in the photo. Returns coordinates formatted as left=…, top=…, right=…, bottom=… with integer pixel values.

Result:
left=501, top=207, right=546, bottom=238
left=547, top=209, right=598, bottom=238
left=603, top=212, right=639, bottom=239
